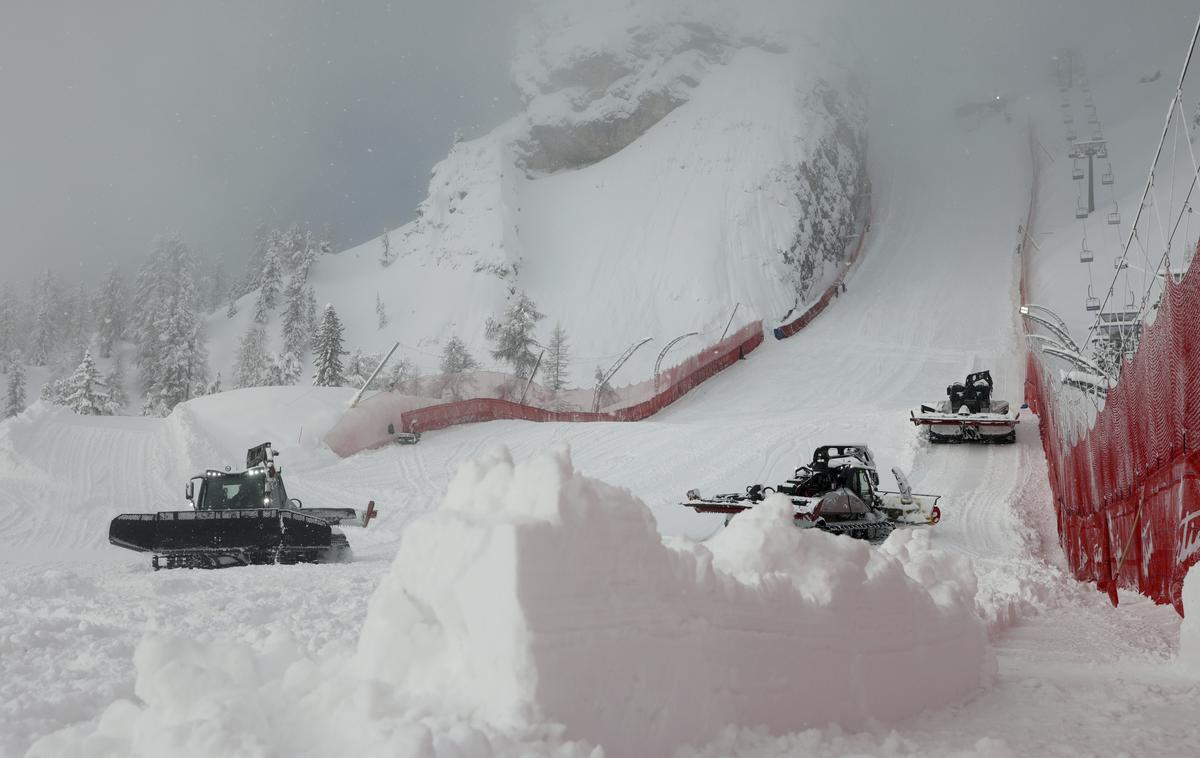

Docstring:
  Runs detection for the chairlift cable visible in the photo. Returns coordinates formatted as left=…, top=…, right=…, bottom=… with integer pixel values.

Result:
left=1085, top=12, right=1200, bottom=350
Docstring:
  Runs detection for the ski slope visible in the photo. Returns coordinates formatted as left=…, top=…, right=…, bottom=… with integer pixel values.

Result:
left=5, top=31, right=1200, bottom=758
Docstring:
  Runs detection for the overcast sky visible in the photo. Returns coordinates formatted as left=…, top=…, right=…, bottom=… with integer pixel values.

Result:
left=0, top=0, right=519, bottom=283
left=3, top=0, right=1197, bottom=286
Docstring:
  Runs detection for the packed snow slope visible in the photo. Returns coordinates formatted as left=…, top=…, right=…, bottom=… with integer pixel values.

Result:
left=206, top=1, right=864, bottom=384
left=7, top=6, right=1200, bottom=758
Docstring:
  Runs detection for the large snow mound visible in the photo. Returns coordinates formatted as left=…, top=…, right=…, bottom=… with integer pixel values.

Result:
left=33, top=447, right=989, bottom=757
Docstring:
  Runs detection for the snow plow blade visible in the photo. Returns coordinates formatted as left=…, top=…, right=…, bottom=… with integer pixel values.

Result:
left=109, top=508, right=341, bottom=569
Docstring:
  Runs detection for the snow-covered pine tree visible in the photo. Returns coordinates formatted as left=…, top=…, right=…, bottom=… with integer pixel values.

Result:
left=235, top=224, right=272, bottom=298
left=276, top=350, right=302, bottom=385
left=379, top=233, right=393, bottom=267
left=438, top=336, right=478, bottom=400
left=4, top=360, right=26, bottom=418
left=226, top=287, right=239, bottom=318
left=29, top=269, right=61, bottom=366
left=594, top=365, right=619, bottom=409
left=233, top=324, right=272, bottom=388
left=62, top=350, right=111, bottom=416
left=545, top=323, right=571, bottom=390
left=484, top=292, right=545, bottom=380
left=312, top=305, right=347, bottom=387
left=134, top=235, right=210, bottom=415
left=65, top=282, right=92, bottom=351
left=253, top=243, right=283, bottom=323
left=96, top=267, right=127, bottom=359
left=207, top=371, right=223, bottom=395
left=375, top=293, right=388, bottom=329
left=280, top=271, right=315, bottom=361
left=105, top=358, right=129, bottom=414
left=0, top=286, right=15, bottom=373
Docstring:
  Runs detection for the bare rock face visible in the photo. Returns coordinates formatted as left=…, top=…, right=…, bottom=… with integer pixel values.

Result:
left=514, top=22, right=742, bottom=175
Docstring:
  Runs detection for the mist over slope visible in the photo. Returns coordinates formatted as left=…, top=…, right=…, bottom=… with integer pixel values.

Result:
left=208, top=0, right=866, bottom=385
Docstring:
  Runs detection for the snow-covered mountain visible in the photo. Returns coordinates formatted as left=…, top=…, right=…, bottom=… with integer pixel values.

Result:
left=208, top=0, right=866, bottom=386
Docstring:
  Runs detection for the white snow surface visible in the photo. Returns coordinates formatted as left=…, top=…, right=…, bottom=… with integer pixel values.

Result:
left=205, top=5, right=853, bottom=386
left=6, top=7, right=1200, bottom=758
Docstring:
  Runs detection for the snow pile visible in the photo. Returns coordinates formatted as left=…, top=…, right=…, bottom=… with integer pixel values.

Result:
left=32, top=447, right=988, bottom=757
left=356, top=448, right=988, bottom=755
left=1180, top=564, right=1200, bottom=672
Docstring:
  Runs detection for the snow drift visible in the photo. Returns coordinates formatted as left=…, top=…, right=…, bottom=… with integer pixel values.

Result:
left=33, top=447, right=989, bottom=757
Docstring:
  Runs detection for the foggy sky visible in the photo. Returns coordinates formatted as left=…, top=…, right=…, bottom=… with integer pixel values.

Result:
left=3, top=0, right=1197, bottom=286
left=0, top=0, right=518, bottom=283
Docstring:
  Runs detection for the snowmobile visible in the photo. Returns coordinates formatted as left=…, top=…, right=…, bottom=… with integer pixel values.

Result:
left=910, top=370, right=1019, bottom=443
left=681, top=445, right=942, bottom=543
left=108, top=442, right=377, bottom=570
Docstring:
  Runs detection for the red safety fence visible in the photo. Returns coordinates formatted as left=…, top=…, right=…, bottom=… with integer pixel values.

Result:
left=326, top=321, right=764, bottom=456
left=1021, top=128, right=1200, bottom=615
left=774, top=183, right=874, bottom=340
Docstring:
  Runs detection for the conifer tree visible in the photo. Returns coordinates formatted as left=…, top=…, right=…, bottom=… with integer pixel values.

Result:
left=379, top=233, right=393, bottom=267
left=312, top=305, right=347, bottom=387
left=0, top=286, right=16, bottom=372
left=29, top=270, right=60, bottom=366
left=105, top=359, right=129, bottom=414
left=234, top=324, right=272, bottom=388
left=594, top=365, right=619, bottom=409
left=438, top=336, right=478, bottom=400
left=484, top=292, right=544, bottom=380
left=545, top=323, right=571, bottom=390
left=3, top=360, right=25, bottom=419
left=134, top=235, right=209, bottom=415
left=62, top=350, right=111, bottom=416
left=253, top=244, right=283, bottom=323
left=96, top=267, right=127, bottom=359
left=280, top=273, right=314, bottom=360
left=376, top=293, right=388, bottom=329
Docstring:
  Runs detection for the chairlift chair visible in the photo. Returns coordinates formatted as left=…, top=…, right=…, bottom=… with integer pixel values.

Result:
left=1087, top=112, right=1099, bottom=125
left=1107, top=207, right=1121, bottom=225
left=1064, top=114, right=1074, bottom=125
left=1080, top=240, right=1093, bottom=263
left=1066, top=131, right=1077, bottom=143
left=1113, top=257, right=1128, bottom=270
left=1101, top=169, right=1114, bottom=186
left=1085, top=287, right=1101, bottom=312
left=1072, top=162, right=1085, bottom=180
left=1075, top=204, right=1089, bottom=219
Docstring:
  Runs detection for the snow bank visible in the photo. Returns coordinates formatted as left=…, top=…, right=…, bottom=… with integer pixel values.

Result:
left=1180, top=564, right=1200, bottom=672
left=357, top=448, right=988, bottom=755
left=31, top=448, right=989, bottom=757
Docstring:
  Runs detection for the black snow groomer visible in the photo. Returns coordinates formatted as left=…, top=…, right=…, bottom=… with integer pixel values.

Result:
left=109, top=443, right=378, bottom=570
left=911, top=370, right=1019, bottom=444
left=682, top=444, right=943, bottom=543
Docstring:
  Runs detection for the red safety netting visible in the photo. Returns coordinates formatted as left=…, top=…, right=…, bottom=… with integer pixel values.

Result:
left=326, top=321, right=764, bottom=456
left=1025, top=267, right=1200, bottom=614
left=1022, top=129, right=1200, bottom=614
